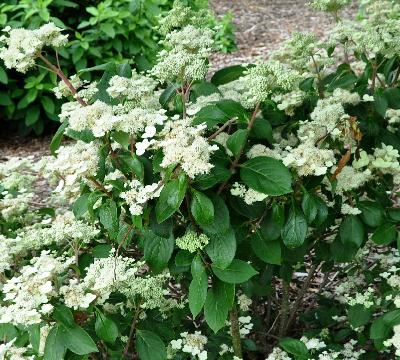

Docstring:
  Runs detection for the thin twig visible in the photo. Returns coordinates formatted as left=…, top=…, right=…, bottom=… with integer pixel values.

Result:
left=124, top=304, right=142, bottom=358
left=38, top=53, right=87, bottom=106
left=285, top=263, right=319, bottom=332
left=208, top=118, right=237, bottom=141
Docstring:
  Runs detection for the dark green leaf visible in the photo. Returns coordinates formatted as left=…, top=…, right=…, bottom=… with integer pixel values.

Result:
left=251, top=232, right=281, bottom=265
left=226, top=129, right=247, bottom=156
left=205, top=228, right=236, bottom=269
left=189, top=255, right=208, bottom=317
left=60, top=325, right=98, bottom=355
left=371, top=223, right=396, bottom=245
left=95, top=310, right=118, bottom=344
left=211, top=64, right=247, bottom=85
left=135, top=330, right=166, bottom=360
left=156, top=174, right=188, bottom=223
left=99, top=199, right=119, bottom=239
left=240, top=156, right=292, bottom=196
left=339, top=215, right=364, bottom=247
left=348, top=304, right=373, bottom=328
left=143, top=232, right=174, bottom=272
left=204, top=280, right=234, bottom=333
left=50, top=121, right=68, bottom=155
left=358, top=201, right=384, bottom=227
left=281, top=205, right=307, bottom=249
left=212, top=259, right=258, bottom=283
left=279, top=338, right=309, bottom=357
left=44, top=326, right=66, bottom=360
left=191, top=190, right=214, bottom=225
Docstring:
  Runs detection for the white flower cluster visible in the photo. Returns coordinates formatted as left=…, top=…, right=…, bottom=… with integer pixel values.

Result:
left=120, top=180, right=162, bottom=216
left=151, top=25, right=214, bottom=82
left=266, top=347, right=292, bottom=360
left=231, top=182, right=268, bottom=205
left=0, top=156, right=36, bottom=192
left=384, top=324, right=400, bottom=357
left=40, top=141, right=100, bottom=199
left=272, top=90, right=306, bottom=116
left=107, top=71, right=158, bottom=105
left=0, top=23, right=68, bottom=73
left=345, top=287, right=375, bottom=308
left=155, top=117, right=218, bottom=178
left=53, top=74, right=83, bottom=99
left=60, top=97, right=166, bottom=138
left=169, top=331, right=208, bottom=360
left=244, top=61, right=301, bottom=104
left=0, top=192, right=33, bottom=222
left=0, top=250, right=73, bottom=326
left=175, top=231, right=209, bottom=253
left=157, top=0, right=208, bottom=35
left=0, top=211, right=98, bottom=273
left=60, top=253, right=175, bottom=311
left=386, top=108, right=400, bottom=133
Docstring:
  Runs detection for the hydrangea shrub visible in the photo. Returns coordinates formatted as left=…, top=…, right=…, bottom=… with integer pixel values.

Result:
left=0, top=0, right=400, bottom=359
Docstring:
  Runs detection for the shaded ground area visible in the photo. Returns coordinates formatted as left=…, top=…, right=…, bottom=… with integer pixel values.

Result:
left=210, top=0, right=356, bottom=70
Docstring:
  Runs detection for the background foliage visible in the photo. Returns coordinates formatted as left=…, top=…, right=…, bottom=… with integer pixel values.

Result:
left=0, top=0, right=235, bottom=135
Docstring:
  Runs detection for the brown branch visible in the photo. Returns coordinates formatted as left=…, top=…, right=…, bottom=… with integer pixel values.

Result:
left=38, top=53, right=87, bottom=107
left=230, top=305, right=243, bottom=359
left=285, top=263, right=319, bottom=332
left=124, top=304, right=142, bottom=358
left=208, top=118, right=237, bottom=141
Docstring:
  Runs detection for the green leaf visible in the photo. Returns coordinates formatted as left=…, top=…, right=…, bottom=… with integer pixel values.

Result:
left=374, top=88, right=388, bottom=117
left=189, top=255, right=208, bottom=317
left=279, top=338, right=309, bottom=357
left=44, top=326, right=66, bottom=360
left=249, top=117, right=273, bottom=142
left=205, top=227, right=236, bottom=269
left=99, top=199, right=119, bottom=239
left=159, top=84, right=178, bottom=107
left=194, top=164, right=231, bottom=190
left=211, top=64, right=247, bottom=85
left=240, top=156, right=292, bottom=196
left=111, top=131, right=130, bottom=149
left=281, top=205, right=307, bottom=249
left=370, top=310, right=400, bottom=340
left=358, top=201, right=384, bottom=228
left=72, top=193, right=89, bottom=218
left=339, top=215, right=364, bottom=247
left=192, top=100, right=247, bottom=128
left=50, top=121, right=69, bottom=155
left=212, top=259, right=258, bottom=283
left=190, top=190, right=214, bottom=225
left=95, top=310, right=118, bottom=344
left=250, top=232, right=281, bottom=265
left=204, top=280, right=234, bottom=333
left=301, top=191, right=318, bottom=224
left=143, top=232, right=174, bottom=272
left=25, top=106, right=40, bottom=126
left=200, top=194, right=230, bottom=234
left=0, top=66, right=8, bottom=84
left=53, top=305, right=75, bottom=328
left=226, top=129, right=247, bottom=156
left=156, top=173, right=188, bottom=223
left=41, top=96, right=55, bottom=114
left=348, top=304, right=373, bottom=328
left=100, top=23, right=115, bottom=38
left=371, top=223, right=396, bottom=245
left=60, top=325, right=98, bottom=355
left=135, top=330, right=166, bottom=360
